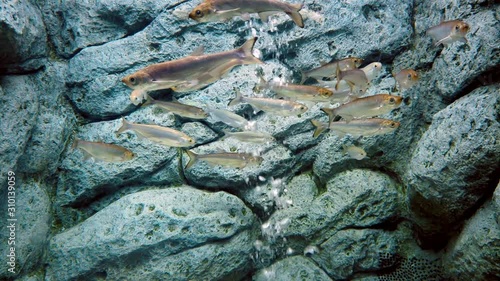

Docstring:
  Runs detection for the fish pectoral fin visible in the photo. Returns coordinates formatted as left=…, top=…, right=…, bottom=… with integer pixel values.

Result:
left=82, top=151, right=93, bottom=161
left=435, top=35, right=453, bottom=46
left=258, top=11, right=277, bottom=22
left=343, top=115, right=354, bottom=123
left=216, top=8, right=240, bottom=16
left=206, top=59, right=238, bottom=79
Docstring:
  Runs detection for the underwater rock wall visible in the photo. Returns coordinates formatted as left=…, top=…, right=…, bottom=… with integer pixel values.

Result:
left=0, top=0, right=499, bottom=280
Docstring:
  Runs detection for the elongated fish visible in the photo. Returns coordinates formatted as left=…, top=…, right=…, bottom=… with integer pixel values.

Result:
left=206, top=108, right=252, bottom=129
left=222, top=130, right=275, bottom=143
left=257, top=76, right=333, bottom=103
left=189, top=0, right=304, bottom=28
left=122, top=37, right=263, bottom=105
left=185, top=150, right=263, bottom=169
left=426, top=20, right=470, bottom=47
left=335, top=64, right=369, bottom=95
left=229, top=90, right=307, bottom=116
left=318, top=62, right=382, bottom=93
left=300, top=57, right=363, bottom=83
left=72, top=139, right=135, bottom=162
left=310, top=118, right=400, bottom=138
left=116, top=118, right=195, bottom=147
left=393, top=69, right=419, bottom=91
left=342, top=144, right=368, bottom=160
left=321, top=94, right=403, bottom=123
left=142, top=94, right=208, bottom=119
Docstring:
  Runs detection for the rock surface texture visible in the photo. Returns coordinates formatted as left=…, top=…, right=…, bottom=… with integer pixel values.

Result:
left=0, top=0, right=499, bottom=280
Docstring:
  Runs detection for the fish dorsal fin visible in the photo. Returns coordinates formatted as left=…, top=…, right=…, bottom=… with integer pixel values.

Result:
left=189, top=46, right=205, bottom=56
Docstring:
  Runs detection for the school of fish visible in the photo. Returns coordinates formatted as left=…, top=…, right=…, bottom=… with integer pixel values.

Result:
left=72, top=0, right=471, bottom=168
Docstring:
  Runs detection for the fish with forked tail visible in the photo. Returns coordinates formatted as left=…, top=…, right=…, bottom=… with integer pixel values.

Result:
left=122, top=37, right=263, bottom=105
left=426, top=20, right=470, bottom=47
left=300, top=57, right=364, bottom=83
left=229, top=89, right=308, bottom=116
left=184, top=150, right=263, bottom=169
left=310, top=118, right=400, bottom=138
left=142, top=94, right=208, bottom=119
left=116, top=118, right=195, bottom=147
left=72, top=139, right=135, bottom=162
left=189, top=0, right=304, bottom=28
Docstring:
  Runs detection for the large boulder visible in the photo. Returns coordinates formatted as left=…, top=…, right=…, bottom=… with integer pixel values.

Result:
left=46, top=187, right=259, bottom=281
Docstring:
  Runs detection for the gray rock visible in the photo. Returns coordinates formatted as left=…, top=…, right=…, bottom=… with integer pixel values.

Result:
left=0, top=75, right=39, bottom=185
left=407, top=85, right=500, bottom=241
left=17, top=62, right=76, bottom=175
left=253, top=256, right=332, bottom=281
left=442, top=182, right=500, bottom=280
left=0, top=177, right=50, bottom=279
left=0, top=0, right=47, bottom=73
left=39, top=0, right=169, bottom=58
left=46, top=187, right=258, bottom=281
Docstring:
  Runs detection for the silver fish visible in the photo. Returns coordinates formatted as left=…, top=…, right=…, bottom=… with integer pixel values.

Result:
left=321, top=94, right=403, bottom=123
left=427, top=20, right=470, bottom=47
left=310, top=118, right=400, bottom=138
left=318, top=62, right=382, bottom=93
left=189, top=0, right=304, bottom=28
left=335, top=65, right=369, bottom=95
left=223, top=130, right=275, bottom=143
left=342, top=144, right=368, bottom=160
left=116, top=118, right=195, bottom=147
left=393, top=69, right=419, bottom=91
left=142, top=94, right=208, bottom=119
left=185, top=150, right=263, bottom=169
left=257, top=76, right=333, bottom=103
left=72, top=139, right=135, bottom=162
left=300, top=57, right=364, bottom=83
left=229, top=89, right=308, bottom=116
left=122, top=37, right=263, bottom=105
left=206, top=108, right=252, bottom=129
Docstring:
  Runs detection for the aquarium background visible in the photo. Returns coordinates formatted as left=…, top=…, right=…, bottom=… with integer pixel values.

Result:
left=0, top=0, right=499, bottom=280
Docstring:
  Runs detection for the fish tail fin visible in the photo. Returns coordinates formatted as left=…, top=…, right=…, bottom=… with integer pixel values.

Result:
left=238, top=37, right=264, bottom=65
left=320, top=107, right=336, bottom=126
left=142, top=94, right=155, bottom=107
left=300, top=70, right=308, bottom=84
left=221, top=130, right=232, bottom=141
left=116, top=117, right=131, bottom=136
left=311, top=119, right=327, bottom=138
left=71, top=138, right=79, bottom=150
left=287, top=3, right=304, bottom=28
left=228, top=88, right=243, bottom=107
left=185, top=150, right=199, bottom=169
left=335, top=62, right=342, bottom=90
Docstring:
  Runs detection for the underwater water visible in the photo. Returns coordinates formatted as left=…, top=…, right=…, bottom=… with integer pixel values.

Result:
left=1, top=0, right=499, bottom=280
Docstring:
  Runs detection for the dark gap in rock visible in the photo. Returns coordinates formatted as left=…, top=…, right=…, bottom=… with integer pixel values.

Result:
left=340, top=216, right=406, bottom=232
left=446, top=64, right=500, bottom=104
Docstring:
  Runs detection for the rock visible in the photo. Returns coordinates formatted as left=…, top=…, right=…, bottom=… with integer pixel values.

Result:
left=407, top=85, right=500, bottom=243
left=0, top=75, right=39, bottom=185
left=0, top=177, right=50, bottom=279
left=0, top=0, right=47, bottom=74
left=253, top=256, right=332, bottom=281
left=17, top=62, right=76, bottom=175
left=39, top=0, right=169, bottom=58
left=442, top=182, right=500, bottom=280
left=46, top=187, right=258, bottom=281
left=55, top=107, right=184, bottom=227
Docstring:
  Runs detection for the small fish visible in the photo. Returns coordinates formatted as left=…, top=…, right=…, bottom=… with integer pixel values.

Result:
left=310, top=118, right=400, bottom=138
left=300, top=57, right=364, bottom=83
left=335, top=64, right=370, bottom=95
left=229, top=89, right=308, bottom=116
left=321, top=94, right=403, bottom=123
left=318, top=62, right=382, bottom=93
left=116, top=118, right=195, bottom=147
left=222, top=130, right=275, bottom=143
left=122, top=37, right=263, bottom=105
left=142, top=94, right=208, bottom=119
left=257, top=76, right=333, bottom=102
left=72, top=139, right=135, bottom=162
left=189, top=0, right=304, bottom=28
left=393, top=69, right=419, bottom=91
left=342, top=144, right=368, bottom=160
left=361, top=62, right=383, bottom=82
left=184, top=150, right=263, bottom=169
left=426, top=20, right=470, bottom=47
left=206, top=108, right=252, bottom=129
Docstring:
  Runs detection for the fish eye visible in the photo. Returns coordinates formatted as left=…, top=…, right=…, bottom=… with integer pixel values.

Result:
left=195, top=10, right=203, bottom=17
left=390, top=122, right=396, bottom=128
left=407, top=74, right=412, bottom=79
left=455, top=25, right=460, bottom=30
left=389, top=97, right=395, bottom=103
left=129, top=77, right=138, bottom=85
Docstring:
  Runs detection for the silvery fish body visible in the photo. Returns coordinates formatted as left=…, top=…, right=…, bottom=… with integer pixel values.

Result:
left=393, top=69, right=419, bottom=90
left=185, top=150, right=264, bottom=169
left=343, top=145, right=368, bottom=160
left=116, top=118, right=195, bottom=147
left=229, top=90, right=308, bottom=116
left=310, top=118, right=400, bottom=138
left=223, top=131, right=275, bottom=143
left=301, top=57, right=363, bottom=83
left=426, top=20, right=470, bottom=46
left=258, top=78, right=333, bottom=103
left=189, top=0, right=304, bottom=27
left=122, top=37, right=263, bottom=105
left=206, top=108, right=251, bottom=129
left=72, top=139, right=135, bottom=162
left=142, top=94, right=208, bottom=119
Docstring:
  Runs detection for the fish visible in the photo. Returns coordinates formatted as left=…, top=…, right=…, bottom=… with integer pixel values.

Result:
left=184, top=150, right=264, bottom=169
left=142, top=94, right=208, bottom=119
left=321, top=94, right=403, bottom=123
left=222, top=130, right=275, bottom=143
left=256, top=76, right=333, bottom=102
left=342, top=144, right=368, bottom=160
left=229, top=89, right=308, bottom=116
left=122, top=37, right=263, bottom=105
left=317, top=62, right=382, bottom=93
left=393, top=69, right=419, bottom=91
left=115, top=118, right=195, bottom=147
left=72, top=139, right=135, bottom=162
left=300, top=57, right=364, bottom=83
left=189, top=0, right=304, bottom=28
left=426, top=20, right=470, bottom=47
left=310, top=118, right=400, bottom=138
left=206, top=108, right=253, bottom=129
left=335, top=62, right=370, bottom=95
